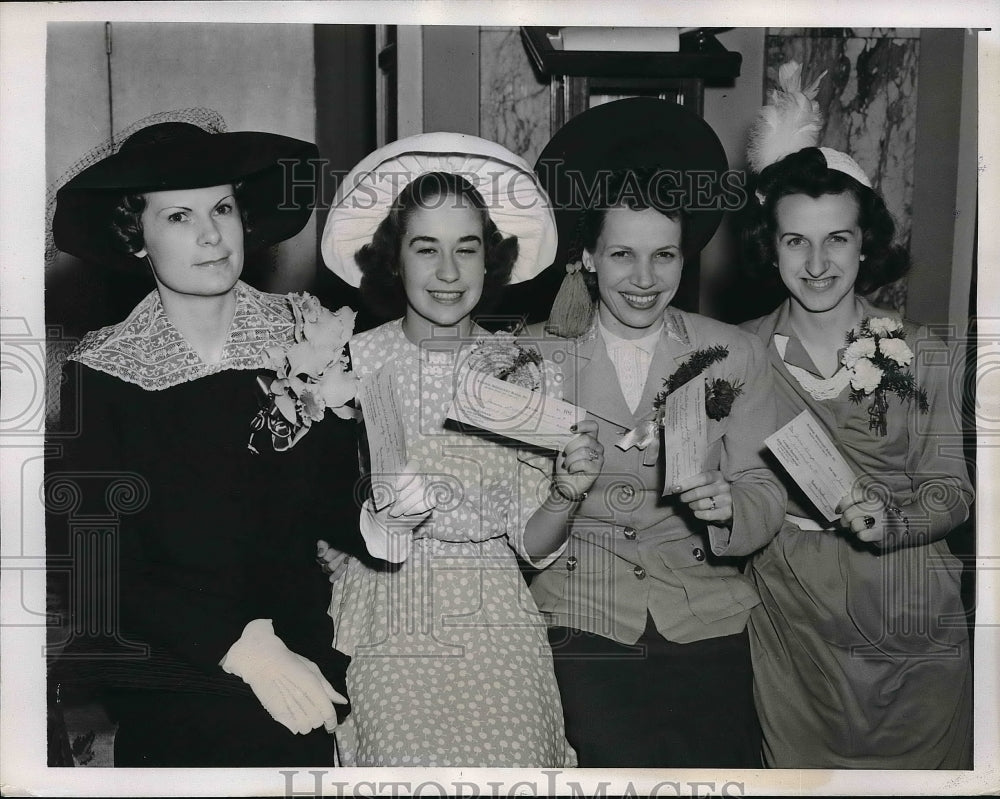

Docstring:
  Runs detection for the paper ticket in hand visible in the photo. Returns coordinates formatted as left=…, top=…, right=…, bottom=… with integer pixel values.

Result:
left=359, top=361, right=408, bottom=510
left=447, top=370, right=586, bottom=451
left=765, top=409, right=857, bottom=522
left=660, top=377, right=708, bottom=494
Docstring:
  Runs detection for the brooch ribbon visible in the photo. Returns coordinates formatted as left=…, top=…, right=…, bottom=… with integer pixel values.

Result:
left=615, top=417, right=661, bottom=465
left=615, top=345, right=740, bottom=461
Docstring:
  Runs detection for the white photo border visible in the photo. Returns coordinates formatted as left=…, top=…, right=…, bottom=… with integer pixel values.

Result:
left=2, top=1, right=997, bottom=795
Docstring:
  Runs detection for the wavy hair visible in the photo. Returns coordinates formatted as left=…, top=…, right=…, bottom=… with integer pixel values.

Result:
left=741, top=147, right=909, bottom=295
left=355, top=171, right=519, bottom=321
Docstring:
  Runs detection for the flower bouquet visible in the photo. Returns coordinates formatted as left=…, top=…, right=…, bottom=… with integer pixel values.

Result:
left=464, top=330, right=544, bottom=390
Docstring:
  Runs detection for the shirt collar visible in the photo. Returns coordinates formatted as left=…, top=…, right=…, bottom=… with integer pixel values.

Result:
left=771, top=299, right=839, bottom=378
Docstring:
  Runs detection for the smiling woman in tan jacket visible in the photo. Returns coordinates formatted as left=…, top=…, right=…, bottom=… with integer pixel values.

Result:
left=529, top=98, right=785, bottom=768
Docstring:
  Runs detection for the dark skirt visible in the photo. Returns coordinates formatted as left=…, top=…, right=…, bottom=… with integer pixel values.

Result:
left=548, top=615, right=761, bottom=768
left=109, top=690, right=337, bottom=767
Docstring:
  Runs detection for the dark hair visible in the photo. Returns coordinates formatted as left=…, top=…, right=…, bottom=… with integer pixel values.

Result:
left=741, top=147, right=908, bottom=295
left=568, top=166, right=687, bottom=299
left=355, top=171, right=518, bottom=321
left=110, top=181, right=251, bottom=265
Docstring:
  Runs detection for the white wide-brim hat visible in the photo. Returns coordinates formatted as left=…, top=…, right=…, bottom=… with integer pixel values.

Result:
left=321, top=132, right=557, bottom=288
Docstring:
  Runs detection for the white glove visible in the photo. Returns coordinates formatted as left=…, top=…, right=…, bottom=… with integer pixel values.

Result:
left=360, top=461, right=435, bottom=564
left=220, top=618, right=347, bottom=734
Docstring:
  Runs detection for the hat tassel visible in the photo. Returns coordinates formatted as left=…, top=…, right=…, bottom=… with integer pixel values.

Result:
left=545, top=261, right=594, bottom=338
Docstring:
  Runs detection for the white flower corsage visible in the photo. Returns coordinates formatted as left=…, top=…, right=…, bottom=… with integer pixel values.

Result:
left=842, top=316, right=928, bottom=437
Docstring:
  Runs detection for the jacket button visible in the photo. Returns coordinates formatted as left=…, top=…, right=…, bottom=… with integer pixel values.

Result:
left=692, top=547, right=705, bottom=562
left=620, top=485, right=636, bottom=500
left=622, top=526, right=636, bottom=540
left=566, top=556, right=578, bottom=572
left=633, top=565, right=646, bottom=579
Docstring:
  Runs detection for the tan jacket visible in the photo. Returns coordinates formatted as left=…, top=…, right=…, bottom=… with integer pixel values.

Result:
left=529, top=308, right=785, bottom=644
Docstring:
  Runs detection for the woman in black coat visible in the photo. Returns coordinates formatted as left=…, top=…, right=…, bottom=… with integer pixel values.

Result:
left=49, top=120, right=361, bottom=766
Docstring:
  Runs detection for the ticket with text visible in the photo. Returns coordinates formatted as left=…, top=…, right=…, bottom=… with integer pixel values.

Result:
left=660, top=377, right=708, bottom=493
left=765, top=409, right=857, bottom=522
left=447, top=370, right=587, bottom=451
left=359, top=360, right=408, bottom=510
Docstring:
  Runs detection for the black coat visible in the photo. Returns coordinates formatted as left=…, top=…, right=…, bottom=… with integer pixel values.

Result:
left=48, top=346, right=364, bottom=764
left=52, top=361, right=363, bottom=688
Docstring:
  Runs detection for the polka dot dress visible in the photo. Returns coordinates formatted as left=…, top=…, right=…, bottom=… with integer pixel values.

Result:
left=330, top=320, right=576, bottom=767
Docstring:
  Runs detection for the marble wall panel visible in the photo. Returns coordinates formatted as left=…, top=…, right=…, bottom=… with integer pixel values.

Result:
left=479, top=26, right=550, bottom=166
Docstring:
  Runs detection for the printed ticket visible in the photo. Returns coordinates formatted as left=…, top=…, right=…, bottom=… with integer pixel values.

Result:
left=660, top=377, right=708, bottom=493
left=358, top=360, right=408, bottom=510
left=447, top=370, right=586, bottom=451
left=765, top=409, right=857, bottom=522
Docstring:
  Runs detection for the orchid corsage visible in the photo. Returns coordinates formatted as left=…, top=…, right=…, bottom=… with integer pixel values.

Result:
left=618, top=345, right=744, bottom=452
left=842, top=316, right=928, bottom=437
left=248, top=294, right=359, bottom=453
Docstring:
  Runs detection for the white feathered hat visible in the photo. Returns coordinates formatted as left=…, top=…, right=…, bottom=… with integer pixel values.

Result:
left=322, top=132, right=557, bottom=288
left=747, top=61, right=871, bottom=189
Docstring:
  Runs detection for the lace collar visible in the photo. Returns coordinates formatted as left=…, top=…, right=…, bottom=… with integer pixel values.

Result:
left=69, top=281, right=296, bottom=390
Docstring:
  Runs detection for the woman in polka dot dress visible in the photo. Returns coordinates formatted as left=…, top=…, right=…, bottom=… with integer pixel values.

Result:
left=320, top=135, right=603, bottom=766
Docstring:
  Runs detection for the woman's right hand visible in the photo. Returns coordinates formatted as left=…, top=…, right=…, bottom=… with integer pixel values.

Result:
left=383, top=459, right=437, bottom=520
left=316, top=539, right=350, bottom=585
left=360, top=459, right=435, bottom=563
left=551, top=419, right=604, bottom=502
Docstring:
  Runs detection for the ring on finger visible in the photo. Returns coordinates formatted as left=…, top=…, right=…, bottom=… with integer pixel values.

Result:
left=587, top=448, right=601, bottom=461
left=708, top=497, right=717, bottom=510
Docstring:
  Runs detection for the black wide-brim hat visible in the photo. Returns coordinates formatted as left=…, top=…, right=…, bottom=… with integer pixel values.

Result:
left=534, top=97, right=730, bottom=269
left=53, top=122, right=319, bottom=271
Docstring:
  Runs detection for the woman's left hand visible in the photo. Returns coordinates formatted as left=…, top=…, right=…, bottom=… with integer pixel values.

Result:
left=669, top=470, right=734, bottom=525
left=837, top=485, right=898, bottom=547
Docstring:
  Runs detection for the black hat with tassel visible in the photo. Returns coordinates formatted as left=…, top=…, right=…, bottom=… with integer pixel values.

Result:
left=534, top=97, right=730, bottom=337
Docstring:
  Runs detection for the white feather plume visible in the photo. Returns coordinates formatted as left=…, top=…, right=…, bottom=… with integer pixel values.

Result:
left=747, top=61, right=828, bottom=173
